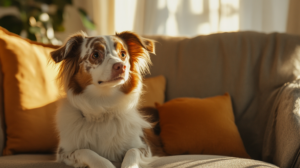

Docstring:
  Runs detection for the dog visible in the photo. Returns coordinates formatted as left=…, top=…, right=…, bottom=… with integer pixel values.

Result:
left=50, top=31, right=164, bottom=168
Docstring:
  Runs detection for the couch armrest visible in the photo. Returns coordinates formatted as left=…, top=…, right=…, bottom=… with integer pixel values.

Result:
left=263, top=79, right=300, bottom=168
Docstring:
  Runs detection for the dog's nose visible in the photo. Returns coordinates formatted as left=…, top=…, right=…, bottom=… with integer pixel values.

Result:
left=112, top=62, right=126, bottom=72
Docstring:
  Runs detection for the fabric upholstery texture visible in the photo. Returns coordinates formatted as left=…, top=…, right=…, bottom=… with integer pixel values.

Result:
left=157, top=93, right=249, bottom=158
left=263, top=78, right=300, bottom=168
left=145, top=32, right=300, bottom=162
left=0, top=155, right=72, bottom=168
left=0, top=154, right=278, bottom=168
left=140, top=75, right=166, bottom=107
left=151, top=155, right=278, bottom=168
left=0, top=27, right=60, bottom=155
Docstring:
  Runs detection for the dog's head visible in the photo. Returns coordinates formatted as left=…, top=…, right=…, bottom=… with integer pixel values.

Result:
left=50, top=31, right=154, bottom=95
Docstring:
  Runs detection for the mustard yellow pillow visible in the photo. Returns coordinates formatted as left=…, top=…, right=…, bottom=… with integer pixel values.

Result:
left=0, top=27, right=60, bottom=155
left=140, top=75, right=166, bottom=108
left=156, top=93, right=250, bottom=158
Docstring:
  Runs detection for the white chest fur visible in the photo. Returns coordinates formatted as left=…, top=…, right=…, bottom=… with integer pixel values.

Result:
left=56, top=96, right=151, bottom=162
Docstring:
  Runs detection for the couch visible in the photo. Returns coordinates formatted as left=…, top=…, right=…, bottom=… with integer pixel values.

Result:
left=1, top=31, right=300, bottom=167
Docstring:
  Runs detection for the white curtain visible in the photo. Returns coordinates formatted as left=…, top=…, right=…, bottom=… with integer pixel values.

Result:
left=92, top=0, right=115, bottom=35
left=75, top=0, right=291, bottom=37
left=141, top=0, right=241, bottom=36
left=113, top=0, right=289, bottom=36
left=239, top=0, right=288, bottom=33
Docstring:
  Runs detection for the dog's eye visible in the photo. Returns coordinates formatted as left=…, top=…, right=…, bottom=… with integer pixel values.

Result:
left=92, top=52, right=99, bottom=59
left=121, top=52, right=126, bottom=57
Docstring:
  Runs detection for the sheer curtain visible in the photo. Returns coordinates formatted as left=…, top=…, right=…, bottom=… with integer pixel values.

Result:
left=92, top=0, right=291, bottom=37
left=92, top=0, right=115, bottom=35
left=142, top=0, right=240, bottom=36
left=286, top=0, right=300, bottom=36
left=239, top=0, right=288, bottom=33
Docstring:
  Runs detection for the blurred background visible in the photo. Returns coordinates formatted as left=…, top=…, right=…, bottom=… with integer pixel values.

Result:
left=0, top=0, right=299, bottom=45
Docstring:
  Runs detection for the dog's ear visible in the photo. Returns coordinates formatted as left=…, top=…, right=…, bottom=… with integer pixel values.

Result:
left=116, top=31, right=155, bottom=76
left=116, top=31, right=155, bottom=54
left=50, top=32, right=86, bottom=63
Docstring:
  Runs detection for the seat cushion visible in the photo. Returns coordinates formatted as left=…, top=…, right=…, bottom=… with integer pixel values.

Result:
left=0, top=155, right=71, bottom=168
left=152, top=155, right=278, bottom=168
left=0, top=154, right=278, bottom=168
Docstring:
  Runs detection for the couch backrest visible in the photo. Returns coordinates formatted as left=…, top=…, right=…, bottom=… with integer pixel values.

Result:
left=146, top=32, right=300, bottom=159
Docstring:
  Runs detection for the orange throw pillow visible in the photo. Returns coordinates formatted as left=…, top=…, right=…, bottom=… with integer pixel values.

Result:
left=157, top=93, right=250, bottom=158
left=0, top=27, right=60, bottom=155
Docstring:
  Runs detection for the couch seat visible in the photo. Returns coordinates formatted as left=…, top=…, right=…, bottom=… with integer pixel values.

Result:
left=0, top=154, right=278, bottom=168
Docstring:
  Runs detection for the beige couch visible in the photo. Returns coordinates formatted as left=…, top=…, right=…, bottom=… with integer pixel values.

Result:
left=1, top=31, right=300, bottom=167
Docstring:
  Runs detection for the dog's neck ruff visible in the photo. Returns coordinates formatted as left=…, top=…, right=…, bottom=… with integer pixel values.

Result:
left=66, top=84, right=141, bottom=123
left=79, top=108, right=120, bottom=123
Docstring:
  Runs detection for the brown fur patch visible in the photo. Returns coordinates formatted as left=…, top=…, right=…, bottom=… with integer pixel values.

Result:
left=114, top=41, right=127, bottom=61
left=143, top=129, right=166, bottom=156
left=69, top=64, right=92, bottom=95
left=90, top=38, right=106, bottom=49
left=139, top=107, right=165, bottom=156
left=116, top=32, right=154, bottom=94
left=121, top=72, right=141, bottom=94
left=58, top=147, right=64, bottom=154
left=51, top=33, right=84, bottom=63
left=85, top=37, right=94, bottom=48
left=51, top=33, right=85, bottom=94
left=51, top=35, right=108, bottom=95
left=140, top=107, right=161, bottom=135
left=85, top=65, right=91, bottom=72
left=89, top=42, right=105, bottom=65
left=143, top=39, right=155, bottom=53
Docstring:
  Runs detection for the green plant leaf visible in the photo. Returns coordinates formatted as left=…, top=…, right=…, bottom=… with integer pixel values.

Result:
left=29, top=26, right=41, bottom=33
left=78, top=8, right=96, bottom=30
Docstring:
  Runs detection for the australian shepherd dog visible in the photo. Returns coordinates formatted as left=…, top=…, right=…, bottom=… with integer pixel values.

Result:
left=50, top=31, right=163, bottom=168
